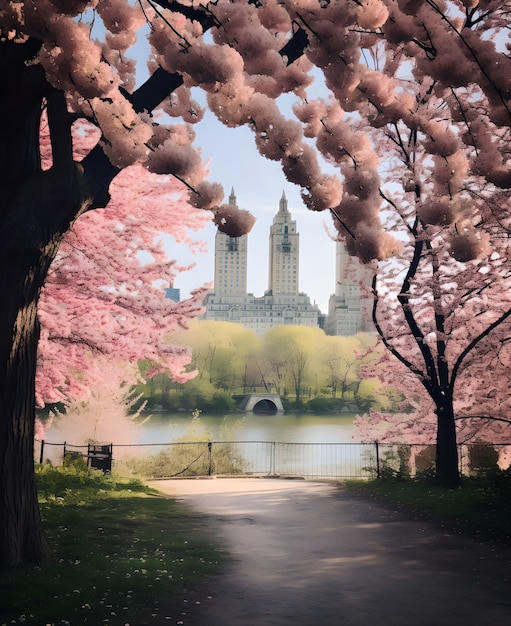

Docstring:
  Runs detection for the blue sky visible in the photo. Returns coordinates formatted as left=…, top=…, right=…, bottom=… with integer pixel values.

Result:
left=124, top=22, right=338, bottom=313
left=162, top=107, right=338, bottom=314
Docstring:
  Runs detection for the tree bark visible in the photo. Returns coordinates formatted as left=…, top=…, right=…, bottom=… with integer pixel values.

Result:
left=0, top=130, right=85, bottom=566
left=0, top=258, right=54, bottom=565
left=435, top=394, right=460, bottom=488
left=0, top=40, right=73, bottom=566
left=0, top=37, right=184, bottom=567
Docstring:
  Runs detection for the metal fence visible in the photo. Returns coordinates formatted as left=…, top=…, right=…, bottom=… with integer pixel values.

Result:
left=34, top=439, right=511, bottom=480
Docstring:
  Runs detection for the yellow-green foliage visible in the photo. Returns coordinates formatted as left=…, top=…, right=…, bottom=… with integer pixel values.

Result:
left=126, top=413, right=245, bottom=478
left=144, top=320, right=395, bottom=410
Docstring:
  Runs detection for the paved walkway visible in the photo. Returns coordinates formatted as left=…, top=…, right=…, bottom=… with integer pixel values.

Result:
left=154, top=477, right=511, bottom=626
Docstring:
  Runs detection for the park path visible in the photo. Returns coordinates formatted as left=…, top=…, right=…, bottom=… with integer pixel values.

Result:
left=154, top=477, right=511, bottom=626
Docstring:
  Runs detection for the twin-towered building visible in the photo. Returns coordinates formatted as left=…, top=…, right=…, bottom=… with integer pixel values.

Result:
left=202, top=189, right=374, bottom=336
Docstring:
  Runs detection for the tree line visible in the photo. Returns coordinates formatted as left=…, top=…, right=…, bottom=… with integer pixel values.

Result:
left=139, top=321, right=394, bottom=414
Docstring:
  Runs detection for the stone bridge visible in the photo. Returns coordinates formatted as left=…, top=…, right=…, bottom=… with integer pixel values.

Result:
left=236, top=393, right=284, bottom=413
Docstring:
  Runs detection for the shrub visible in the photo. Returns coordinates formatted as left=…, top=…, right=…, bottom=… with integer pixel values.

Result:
left=468, top=443, right=499, bottom=476
left=63, top=451, right=88, bottom=472
left=125, top=412, right=245, bottom=478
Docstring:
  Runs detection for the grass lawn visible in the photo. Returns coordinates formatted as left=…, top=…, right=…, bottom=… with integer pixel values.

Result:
left=0, top=465, right=226, bottom=626
left=344, top=473, right=511, bottom=543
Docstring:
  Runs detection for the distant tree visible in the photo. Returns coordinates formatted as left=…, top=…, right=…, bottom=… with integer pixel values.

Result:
left=320, top=336, right=361, bottom=400
left=171, top=320, right=258, bottom=387
left=262, top=326, right=325, bottom=403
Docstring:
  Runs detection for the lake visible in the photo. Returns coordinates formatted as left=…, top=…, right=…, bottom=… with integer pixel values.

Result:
left=136, top=411, right=359, bottom=444
left=38, top=411, right=372, bottom=479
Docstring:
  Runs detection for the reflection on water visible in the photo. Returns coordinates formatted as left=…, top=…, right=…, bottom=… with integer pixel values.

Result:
left=136, top=411, right=358, bottom=444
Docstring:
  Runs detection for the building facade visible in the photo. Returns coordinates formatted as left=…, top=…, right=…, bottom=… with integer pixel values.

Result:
left=268, top=192, right=299, bottom=296
left=213, top=188, right=248, bottom=297
left=203, top=190, right=320, bottom=335
left=324, top=241, right=375, bottom=336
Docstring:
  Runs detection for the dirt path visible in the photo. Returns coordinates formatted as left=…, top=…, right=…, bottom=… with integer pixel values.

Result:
left=154, top=477, right=511, bottom=626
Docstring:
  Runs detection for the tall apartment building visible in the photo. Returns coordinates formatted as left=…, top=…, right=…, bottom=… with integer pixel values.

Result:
left=268, top=192, right=299, bottom=296
left=324, top=241, right=375, bottom=336
left=213, top=188, right=248, bottom=297
left=203, top=190, right=319, bottom=334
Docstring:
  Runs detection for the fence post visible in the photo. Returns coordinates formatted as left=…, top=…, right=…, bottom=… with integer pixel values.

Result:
left=375, top=441, right=380, bottom=479
left=39, top=440, right=45, bottom=465
left=63, top=441, right=67, bottom=467
left=208, top=441, right=213, bottom=476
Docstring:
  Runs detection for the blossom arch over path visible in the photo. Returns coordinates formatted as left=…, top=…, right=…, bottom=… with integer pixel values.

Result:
left=1, top=0, right=511, bottom=565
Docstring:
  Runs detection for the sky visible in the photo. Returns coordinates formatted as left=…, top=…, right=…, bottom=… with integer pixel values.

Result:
left=162, top=107, right=338, bottom=314
left=123, top=21, right=339, bottom=314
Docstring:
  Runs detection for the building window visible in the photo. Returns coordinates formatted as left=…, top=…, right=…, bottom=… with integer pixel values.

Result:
left=227, top=237, right=239, bottom=252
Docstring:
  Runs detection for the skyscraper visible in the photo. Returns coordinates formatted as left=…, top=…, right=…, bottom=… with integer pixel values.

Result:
left=203, top=190, right=319, bottom=334
left=268, top=192, right=299, bottom=296
left=324, top=241, right=375, bottom=336
left=213, top=188, right=248, bottom=297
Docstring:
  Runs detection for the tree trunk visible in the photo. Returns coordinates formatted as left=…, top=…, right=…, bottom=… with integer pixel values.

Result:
left=435, top=395, right=460, bottom=488
left=0, top=42, right=81, bottom=566
left=0, top=36, right=184, bottom=568
left=0, top=269, right=53, bottom=565
left=0, top=164, right=85, bottom=566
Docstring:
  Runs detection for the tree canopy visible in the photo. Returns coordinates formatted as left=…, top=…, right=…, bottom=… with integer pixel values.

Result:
left=2, top=0, right=511, bottom=564
left=37, top=117, right=210, bottom=407
left=165, top=320, right=381, bottom=409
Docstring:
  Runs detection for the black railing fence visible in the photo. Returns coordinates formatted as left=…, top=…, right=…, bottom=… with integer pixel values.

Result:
left=34, top=439, right=511, bottom=480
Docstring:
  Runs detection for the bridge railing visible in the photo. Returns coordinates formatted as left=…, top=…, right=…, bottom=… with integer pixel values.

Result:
left=35, top=439, right=511, bottom=480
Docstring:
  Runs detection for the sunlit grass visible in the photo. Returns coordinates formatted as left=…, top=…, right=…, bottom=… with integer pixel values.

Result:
left=0, top=466, right=225, bottom=625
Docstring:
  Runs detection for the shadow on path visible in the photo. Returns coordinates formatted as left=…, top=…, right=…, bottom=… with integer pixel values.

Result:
left=154, top=478, right=511, bottom=626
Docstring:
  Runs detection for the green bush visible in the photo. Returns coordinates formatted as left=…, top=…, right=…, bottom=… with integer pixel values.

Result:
left=211, top=391, right=236, bottom=412
left=126, top=413, right=244, bottom=478
left=63, top=451, right=88, bottom=472
left=305, top=396, right=332, bottom=412
left=468, top=443, right=499, bottom=476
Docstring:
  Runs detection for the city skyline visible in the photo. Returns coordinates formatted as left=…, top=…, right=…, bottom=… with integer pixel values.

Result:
left=202, top=189, right=320, bottom=334
left=164, top=108, right=336, bottom=313
left=162, top=197, right=337, bottom=313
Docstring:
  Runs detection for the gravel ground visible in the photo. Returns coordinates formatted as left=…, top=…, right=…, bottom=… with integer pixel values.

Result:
left=153, top=477, right=511, bottom=626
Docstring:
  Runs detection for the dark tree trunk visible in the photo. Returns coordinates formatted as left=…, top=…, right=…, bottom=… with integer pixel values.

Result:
left=435, top=394, right=460, bottom=488
left=0, top=37, right=184, bottom=567
left=0, top=255, right=55, bottom=565
left=0, top=40, right=79, bottom=566
left=0, top=1, right=310, bottom=566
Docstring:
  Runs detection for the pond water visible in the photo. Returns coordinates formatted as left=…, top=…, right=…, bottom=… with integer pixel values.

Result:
left=38, top=410, right=363, bottom=477
left=136, top=411, right=359, bottom=444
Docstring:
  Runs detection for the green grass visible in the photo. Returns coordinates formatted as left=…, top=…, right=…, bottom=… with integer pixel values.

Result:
left=344, top=473, right=511, bottom=543
left=0, top=466, right=226, bottom=626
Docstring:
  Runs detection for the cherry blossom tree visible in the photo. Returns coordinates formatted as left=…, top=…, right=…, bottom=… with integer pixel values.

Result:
left=40, top=359, right=150, bottom=457
left=2, top=0, right=511, bottom=565
left=338, top=2, right=511, bottom=487
left=38, top=120, right=211, bottom=409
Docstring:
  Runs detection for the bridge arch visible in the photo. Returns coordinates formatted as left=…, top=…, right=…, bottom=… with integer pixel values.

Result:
left=252, top=398, right=278, bottom=413
left=237, top=393, right=284, bottom=413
